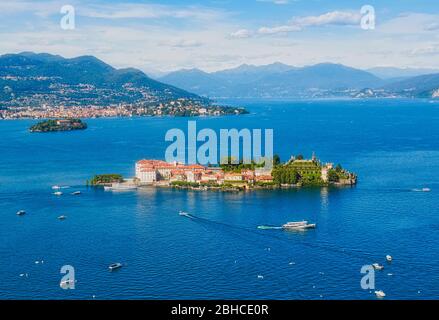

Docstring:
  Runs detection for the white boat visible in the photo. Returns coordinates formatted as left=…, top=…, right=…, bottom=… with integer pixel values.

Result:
left=104, top=183, right=137, bottom=191
left=60, top=279, right=75, bottom=287
left=386, top=255, right=392, bottom=262
left=179, top=211, right=190, bottom=217
left=422, top=188, right=431, bottom=192
left=282, top=221, right=316, bottom=230
left=372, top=263, right=384, bottom=270
left=16, top=210, right=26, bottom=216
left=71, top=191, right=81, bottom=195
left=375, top=290, right=386, bottom=298
left=109, top=263, right=123, bottom=271
left=53, top=191, right=63, bottom=196
left=58, top=215, right=67, bottom=220
left=52, top=185, right=61, bottom=190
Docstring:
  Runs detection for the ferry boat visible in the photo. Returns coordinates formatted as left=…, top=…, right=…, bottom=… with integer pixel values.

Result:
left=282, top=221, right=316, bottom=230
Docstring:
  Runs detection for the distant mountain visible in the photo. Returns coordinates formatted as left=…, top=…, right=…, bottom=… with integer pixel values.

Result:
left=159, top=62, right=383, bottom=98
left=382, top=73, right=439, bottom=97
left=367, top=67, right=439, bottom=80
left=0, top=52, right=204, bottom=108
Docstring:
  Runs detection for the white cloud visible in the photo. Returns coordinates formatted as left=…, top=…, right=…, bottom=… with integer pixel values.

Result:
left=256, top=10, right=362, bottom=35
left=258, top=25, right=301, bottom=34
left=295, top=11, right=361, bottom=27
left=425, top=22, right=439, bottom=31
left=159, top=39, right=204, bottom=48
left=229, top=29, right=252, bottom=38
left=79, top=3, right=222, bottom=21
left=256, top=0, right=290, bottom=5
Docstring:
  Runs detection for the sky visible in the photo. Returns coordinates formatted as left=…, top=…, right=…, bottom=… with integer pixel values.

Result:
left=1, top=0, right=439, bottom=74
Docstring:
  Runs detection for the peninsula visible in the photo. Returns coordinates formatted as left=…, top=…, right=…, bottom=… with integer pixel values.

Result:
left=29, top=119, right=87, bottom=132
left=93, top=154, right=357, bottom=192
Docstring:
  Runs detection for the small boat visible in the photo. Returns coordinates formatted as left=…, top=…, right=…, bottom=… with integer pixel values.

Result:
left=412, top=188, right=431, bottom=192
left=58, top=215, right=67, bottom=220
left=179, top=211, right=190, bottom=217
left=60, top=279, right=75, bottom=287
left=71, top=191, right=81, bottom=195
left=16, top=210, right=26, bottom=216
left=386, top=255, right=392, bottom=262
left=282, top=221, right=316, bottom=230
left=372, top=263, right=384, bottom=270
left=109, top=263, right=123, bottom=271
left=52, top=185, right=61, bottom=190
left=375, top=290, right=386, bottom=298
left=53, top=191, right=63, bottom=196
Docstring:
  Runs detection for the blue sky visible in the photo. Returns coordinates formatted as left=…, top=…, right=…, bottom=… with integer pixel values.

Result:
left=1, top=0, right=439, bottom=73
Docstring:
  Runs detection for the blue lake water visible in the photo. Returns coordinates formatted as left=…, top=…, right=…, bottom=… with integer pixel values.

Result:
left=0, top=99, right=438, bottom=299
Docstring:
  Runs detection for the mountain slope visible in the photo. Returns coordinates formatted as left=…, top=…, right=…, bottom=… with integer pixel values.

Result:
left=367, top=67, right=439, bottom=80
left=382, top=73, right=439, bottom=97
left=159, top=62, right=383, bottom=98
left=0, top=52, right=204, bottom=107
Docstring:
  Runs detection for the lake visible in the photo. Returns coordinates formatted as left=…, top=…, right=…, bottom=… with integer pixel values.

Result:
left=0, top=99, right=438, bottom=299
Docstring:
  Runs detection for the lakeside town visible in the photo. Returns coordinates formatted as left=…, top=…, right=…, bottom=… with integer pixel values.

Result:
left=0, top=99, right=248, bottom=120
left=91, top=153, right=357, bottom=191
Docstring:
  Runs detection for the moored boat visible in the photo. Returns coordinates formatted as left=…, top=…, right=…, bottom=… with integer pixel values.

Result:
left=16, top=210, right=26, bottom=216
left=104, top=183, right=137, bottom=191
left=53, top=191, right=63, bottom=196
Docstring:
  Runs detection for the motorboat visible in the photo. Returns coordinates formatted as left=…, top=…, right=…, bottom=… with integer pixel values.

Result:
left=375, top=290, right=386, bottom=298
left=386, top=255, right=392, bottom=262
left=179, top=211, right=190, bottom=217
left=60, top=279, right=75, bottom=287
left=16, top=210, right=26, bottom=216
left=71, top=191, right=81, bottom=195
left=372, top=263, right=384, bottom=270
left=52, top=185, right=61, bottom=190
left=109, top=263, right=123, bottom=271
left=53, top=191, right=63, bottom=196
left=58, top=215, right=67, bottom=220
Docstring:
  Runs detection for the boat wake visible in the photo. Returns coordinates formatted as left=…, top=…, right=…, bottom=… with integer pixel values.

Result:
left=257, top=225, right=283, bottom=230
left=411, top=188, right=431, bottom=192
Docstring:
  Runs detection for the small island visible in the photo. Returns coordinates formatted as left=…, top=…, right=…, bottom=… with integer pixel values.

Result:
left=90, top=153, right=357, bottom=192
left=29, top=119, right=87, bottom=132
left=88, top=174, right=124, bottom=186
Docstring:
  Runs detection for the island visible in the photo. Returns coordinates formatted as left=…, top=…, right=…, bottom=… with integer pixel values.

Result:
left=91, top=153, right=357, bottom=192
left=88, top=174, right=124, bottom=186
left=29, top=119, right=87, bottom=132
